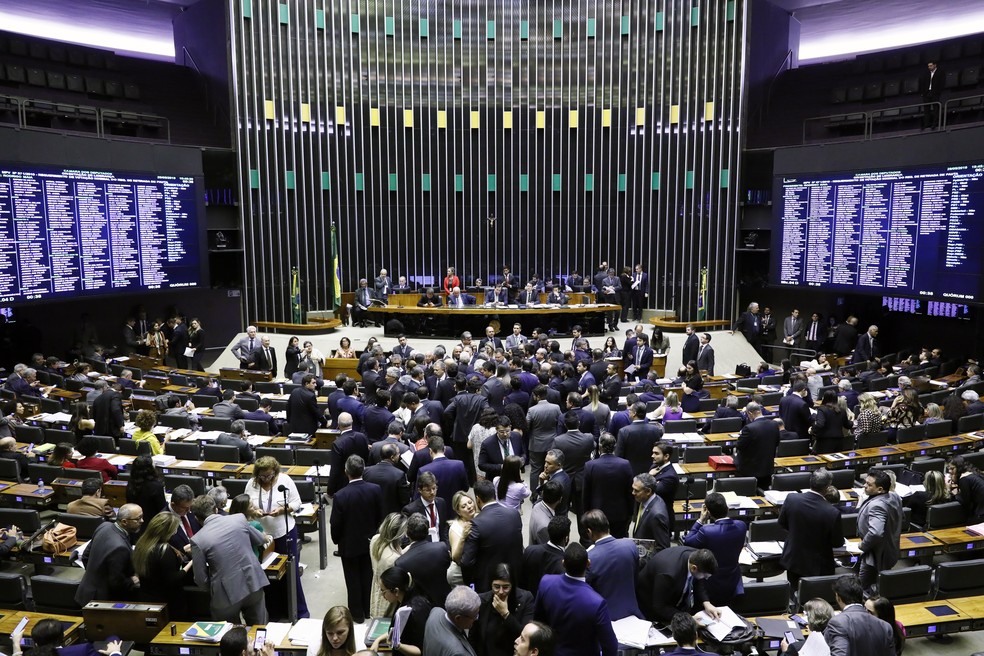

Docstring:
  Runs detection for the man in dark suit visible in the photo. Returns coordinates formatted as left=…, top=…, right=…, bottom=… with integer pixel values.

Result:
left=427, top=361, right=456, bottom=408
left=851, top=324, right=879, bottom=364
left=731, top=301, right=762, bottom=355
left=537, top=449, right=573, bottom=516
left=599, top=363, right=623, bottom=412
left=162, top=485, right=202, bottom=553
left=857, top=468, right=903, bottom=594
left=216, top=420, right=255, bottom=463
left=783, top=309, right=803, bottom=348
left=522, top=515, right=568, bottom=596
left=582, top=434, right=634, bottom=538
left=526, top=385, right=562, bottom=502
left=553, top=412, right=594, bottom=517
left=778, top=468, right=843, bottom=590
left=286, top=374, right=325, bottom=436
left=826, top=576, right=895, bottom=656
left=352, top=278, right=375, bottom=327
left=327, top=413, right=370, bottom=495
left=330, top=455, right=383, bottom=623
left=443, top=376, right=489, bottom=485
left=247, top=336, right=277, bottom=378
left=629, top=264, right=649, bottom=322
left=478, top=325, right=504, bottom=351
left=636, top=546, right=719, bottom=624
left=832, top=315, right=859, bottom=356
left=517, top=283, right=538, bottom=306
left=93, top=382, right=125, bottom=441
left=583, top=510, right=641, bottom=620
left=169, top=315, right=190, bottom=368
left=648, top=441, right=679, bottom=512
left=778, top=382, right=813, bottom=441
left=395, top=513, right=452, bottom=607
left=485, top=284, right=509, bottom=305
left=681, top=492, right=747, bottom=607
left=368, top=419, right=410, bottom=464
left=460, top=480, right=524, bottom=593
left=803, top=312, right=825, bottom=355
left=478, top=417, right=526, bottom=479
left=837, top=379, right=860, bottom=411
left=735, top=402, right=781, bottom=489
left=419, top=435, right=469, bottom=510
left=630, top=473, right=670, bottom=549
left=402, top=471, right=450, bottom=543
left=363, top=393, right=396, bottom=444
left=337, top=379, right=367, bottom=432
left=447, top=287, right=476, bottom=308
left=479, top=362, right=507, bottom=412
left=533, top=543, right=618, bottom=656
left=363, top=443, right=411, bottom=515
left=76, top=503, right=143, bottom=605
left=681, top=325, right=699, bottom=366
left=391, top=334, right=413, bottom=361
left=615, top=402, right=664, bottom=474
left=919, top=60, right=944, bottom=129
left=695, top=333, right=715, bottom=376
left=374, top=268, right=393, bottom=302
left=626, top=334, right=654, bottom=381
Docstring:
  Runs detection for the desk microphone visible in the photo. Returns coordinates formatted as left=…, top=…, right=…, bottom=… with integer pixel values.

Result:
left=277, top=484, right=287, bottom=492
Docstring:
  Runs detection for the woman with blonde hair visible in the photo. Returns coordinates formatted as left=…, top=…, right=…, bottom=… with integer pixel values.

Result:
left=853, top=392, right=884, bottom=441
left=447, top=490, right=477, bottom=585
left=133, top=512, right=192, bottom=618
left=585, top=385, right=611, bottom=433
left=369, top=512, right=407, bottom=617
left=648, top=391, right=683, bottom=422
left=311, top=606, right=356, bottom=656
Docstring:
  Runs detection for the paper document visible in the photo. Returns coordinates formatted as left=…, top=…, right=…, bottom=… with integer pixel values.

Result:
left=798, top=631, right=831, bottom=656
left=287, top=618, right=324, bottom=645
left=400, top=450, right=414, bottom=469
left=392, top=606, right=411, bottom=647
left=763, top=490, right=792, bottom=505
left=305, top=465, right=330, bottom=477
left=748, top=541, right=783, bottom=557
left=695, top=606, right=745, bottom=642
left=611, top=616, right=668, bottom=648
left=263, top=622, right=292, bottom=649
left=260, top=551, right=281, bottom=568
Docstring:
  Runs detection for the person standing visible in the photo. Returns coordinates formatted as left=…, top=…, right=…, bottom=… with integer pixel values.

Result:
left=803, top=312, right=824, bottom=356
left=526, top=385, right=561, bottom=502
left=731, top=302, right=762, bottom=355
left=824, top=576, right=895, bottom=656
left=735, top=402, right=781, bottom=489
left=629, top=264, right=649, bottom=322
left=583, top=510, right=642, bottom=620
left=778, top=468, right=844, bottom=591
left=75, top=503, right=143, bottom=606
left=681, top=493, right=746, bottom=607
left=169, top=315, right=189, bottom=369
left=231, top=325, right=259, bottom=369
left=857, top=469, right=903, bottom=595
left=682, top=325, right=699, bottom=366
left=783, top=309, right=803, bottom=349
left=760, top=306, right=776, bottom=361
left=919, top=60, right=944, bottom=130
left=460, top=480, right=523, bottom=593
left=852, top=325, right=880, bottom=364
left=187, top=318, right=205, bottom=371
left=286, top=374, right=326, bottom=436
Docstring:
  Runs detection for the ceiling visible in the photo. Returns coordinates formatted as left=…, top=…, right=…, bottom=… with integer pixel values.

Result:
left=769, top=0, right=984, bottom=62
left=0, top=0, right=983, bottom=62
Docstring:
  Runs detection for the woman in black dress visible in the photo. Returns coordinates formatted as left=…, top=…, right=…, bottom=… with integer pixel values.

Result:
left=618, top=266, right=633, bottom=324
left=369, top=566, right=432, bottom=656
left=125, top=455, right=166, bottom=536
left=811, top=390, right=853, bottom=454
left=187, top=318, right=205, bottom=371
left=132, top=512, right=192, bottom=619
left=470, top=563, right=534, bottom=656
left=284, top=336, right=302, bottom=379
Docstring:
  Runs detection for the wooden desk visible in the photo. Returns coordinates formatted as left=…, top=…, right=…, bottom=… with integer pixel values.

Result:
left=111, top=354, right=164, bottom=371
left=0, top=611, right=84, bottom=644
left=0, top=483, right=55, bottom=508
left=148, top=623, right=307, bottom=656
left=367, top=303, right=619, bottom=337
left=159, top=461, right=245, bottom=481
left=103, top=479, right=129, bottom=508
left=48, top=388, right=82, bottom=403
left=895, top=599, right=976, bottom=637
left=218, top=368, right=272, bottom=383
left=949, top=596, right=984, bottom=630
left=679, top=463, right=731, bottom=479
left=821, top=446, right=905, bottom=469
left=774, top=455, right=827, bottom=472
left=703, top=432, right=739, bottom=448
left=895, top=435, right=978, bottom=458
left=163, top=385, right=200, bottom=394
left=841, top=532, right=945, bottom=563
left=929, top=526, right=984, bottom=553
left=673, top=497, right=774, bottom=523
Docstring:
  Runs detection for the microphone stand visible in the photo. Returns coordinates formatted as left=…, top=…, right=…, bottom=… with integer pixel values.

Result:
left=279, top=484, right=299, bottom=622
left=312, top=460, right=328, bottom=570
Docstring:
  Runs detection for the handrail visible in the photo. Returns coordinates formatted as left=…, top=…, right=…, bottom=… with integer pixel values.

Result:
left=757, top=49, right=794, bottom=127
left=943, top=93, right=984, bottom=128
left=802, top=110, right=869, bottom=143
left=97, top=108, right=171, bottom=143
left=803, top=99, right=950, bottom=143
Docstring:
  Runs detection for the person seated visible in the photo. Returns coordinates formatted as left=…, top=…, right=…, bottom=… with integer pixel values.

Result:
left=485, top=284, right=509, bottom=305
left=237, top=381, right=262, bottom=402
left=117, top=369, right=143, bottom=389
left=393, top=276, right=414, bottom=293
left=75, top=436, right=118, bottom=481
left=865, top=596, right=906, bottom=656
left=216, top=419, right=255, bottom=464
left=447, top=287, right=476, bottom=308
left=47, top=442, right=77, bottom=469
left=0, top=435, right=32, bottom=479
left=67, top=477, right=115, bottom=519
left=218, top=625, right=274, bottom=656
left=417, top=288, right=443, bottom=307
left=244, top=398, right=279, bottom=436
left=781, top=598, right=833, bottom=654
left=14, top=618, right=122, bottom=656
left=546, top=286, right=569, bottom=305
left=713, top=396, right=742, bottom=420
left=131, top=408, right=167, bottom=456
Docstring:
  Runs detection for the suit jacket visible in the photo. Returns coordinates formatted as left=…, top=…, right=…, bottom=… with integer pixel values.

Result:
left=919, top=66, right=944, bottom=100
left=682, top=518, right=747, bottom=605
left=478, top=432, right=526, bottom=478
left=419, top=457, right=469, bottom=510
left=287, top=387, right=324, bottom=436
left=424, top=608, right=477, bottom=656
left=447, top=293, right=476, bottom=308
left=852, top=332, right=879, bottom=364
left=216, top=432, right=254, bottom=463
left=521, top=542, right=565, bottom=596
left=402, top=496, right=450, bottom=543
left=93, top=389, right=125, bottom=439
left=417, top=294, right=443, bottom=307
left=444, top=392, right=490, bottom=444
left=778, top=393, right=813, bottom=441
left=582, top=455, right=635, bottom=528
left=392, top=343, right=413, bottom=360
left=517, top=290, right=538, bottom=305
left=362, top=406, right=395, bottom=443
left=330, top=479, right=383, bottom=557
left=170, top=323, right=189, bottom=352
left=632, top=494, right=670, bottom=549
left=251, top=346, right=278, bottom=377
left=783, top=316, right=803, bottom=344
left=824, top=604, right=895, bottom=656
left=733, top=311, right=761, bottom=343
left=586, top=536, right=642, bottom=620
left=368, top=436, right=410, bottom=465
left=832, top=323, right=858, bottom=356
left=67, top=496, right=114, bottom=519
left=363, top=460, right=411, bottom=515
left=696, top=344, right=715, bottom=375
left=637, top=546, right=709, bottom=623
left=736, top=416, right=781, bottom=479
left=461, top=502, right=524, bottom=592
left=615, top=421, right=664, bottom=475
left=526, top=400, right=562, bottom=452
left=858, top=491, right=903, bottom=572
left=76, top=522, right=138, bottom=605
left=552, top=431, right=594, bottom=491
left=374, top=275, right=392, bottom=300
left=682, top=333, right=699, bottom=365
left=231, top=335, right=259, bottom=364
left=533, top=574, right=618, bottom=656
left=163, top=508, right=203, bottom=552
left=778, top=490, right=843, bottom=577
left=337, top=395, right=367, bottom=432
left=481, top=377, right=507, bottom=412
left=472, top=587, right=535, bottom=656
left=395, top=540, right=452, bottom=607
left=212, top=400, right=246, bottom=420
left=626, top=346, right=654, bottom=379
left=327, top=430, right=370, bottom=495
left=191, top=514, right=268, bottom=609
left=651, top=464, right=680, bottom=512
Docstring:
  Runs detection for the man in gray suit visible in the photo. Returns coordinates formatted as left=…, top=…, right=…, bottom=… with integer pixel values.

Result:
left=782, top=309, right=803, bottom=347
left=231, top=325, right=259, bottom=369
left=526, top=385, right=561, bottom=502
left=630, top=473, right=670, bottom=549
left=423, top=586, right=480, bottom=656
left=824, top=575, right=895, bottom=656
left=857, top=469, right=903, bottom=594
left=75, top=503, right=143, bottom=606
left=191, top=495, right=270, bottom=623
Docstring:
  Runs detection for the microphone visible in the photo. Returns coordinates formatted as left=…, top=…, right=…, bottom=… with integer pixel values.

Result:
left=313, top=460, right=320, bottom=467
left=277, top=484, right=287, bottom=492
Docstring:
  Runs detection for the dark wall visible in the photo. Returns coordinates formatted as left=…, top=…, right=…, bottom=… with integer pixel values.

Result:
left=746, top=0, right=797, bottom=124
left=173, top=0, right=232, bottom=143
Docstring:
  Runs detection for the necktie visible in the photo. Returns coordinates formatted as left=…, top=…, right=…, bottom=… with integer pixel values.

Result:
left=182, top=514, right=194, bottom=538
left=502, top=439, right=510, bottom=458
left=633, top=503, right=644, bottom=537
left=249, top=338, right=254, bottom=351
left=679, top=574, right=694, bottom=609
left=809, top=323, right=816, bottom=341
left=264, top=349, right=271, bottom=367
left=636, top=347, right=643, bottom=365
left=428, top=503, right=437, bottom=527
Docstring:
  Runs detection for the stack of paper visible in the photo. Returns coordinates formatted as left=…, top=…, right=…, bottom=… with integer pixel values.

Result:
left=611, top=616, right=669, bottom=649
left=305, top=465, right=330, bottom=477
left=720, top=491, right=759, bottom=509
left=151, top=454, right=176, bottom=467
left=287, top=618, right=324, bottom=646
left=695, top=606, right=745, bottom=641
left=190, top=431, right=224, bottom=442
left=748, top=541, right=783, bottom=557
left=168, top=428, right=193, bottom=440
left=763, top=490, right=792, bottom=505
left=183, top=622, right=232, bottom=643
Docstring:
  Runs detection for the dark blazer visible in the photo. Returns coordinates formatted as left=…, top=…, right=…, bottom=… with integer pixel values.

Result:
left=824, top=604, right=895, bottom=656
left=76, top=522, right=138, bottom=605
left=286, top=387, right=324, bottom=435
left=521, top=542, right=565, bottom=596
left=733, top=311, right=761, bottom=344
left=615, top=421, right=664, bottom=475
left=533, top=574, right=618, bottom=656
left=633, top=495, right=670, bottom=549
left=481, top=377, right=508, bottom=412
left=406, top=445, right=455, bottom=488
left=600, top=375, right=622, bottom=411
left=419, top=457, right=469, bottom=510
left=585, top=536, right=642, bottom=620
left=330, top=479, right=383, bottom=557
left=93, top=389, right=125, bottom=439
left=395, top=540, right=452, bottom=608
left=736, top=416, right=781, bottom=480
left=126, top=479, right=166, bottom=534
left=637, top=546, right=708, bottom=623
left=543, top=469, right=572, bottom=515
left=471, top=588, right=535, bottom=656
left=162, top=508, right=202, bottom=553
left=651, top=464, right=680, bottom=512
left=551, top=430, right=595, bottom=491
left=401, top=496, right=450, bottom=543
left=363, top=460, right=411, bottom=515
left=460, top=502, right=524, bottom=592
left=832, top=323, right=858, bottom=356
left=337, top=395, right=367, bottom=432
left=583, top=454, right=635, bottom=531
left=216, top=432, right=254, bottom=463
left=778, top=490, right=843, bottom=577
left=327, top=430, right=370, bottom=495
left=696, top=344, right=715, bottom=376
left=444, top=392, right=490, bottom=444
left=447, top=293, right=477, bottom=307
left=251, top=346, right=278, bottom=377
left=778, top=393, right=813, bottom=442
left=368, top=437, right=411, bottom=465
left=478, top=432, right=526, bottom=479
left=682, top=517, right=747, bottom=606
left=852, top=332, right=879, bottom=364
left=682, top=333, right=699, bottom=365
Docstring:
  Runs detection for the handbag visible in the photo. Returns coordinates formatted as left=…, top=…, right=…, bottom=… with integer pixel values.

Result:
left=735, top=363, right=752, bottom=377
left=42, top=523, right=77, bottom=553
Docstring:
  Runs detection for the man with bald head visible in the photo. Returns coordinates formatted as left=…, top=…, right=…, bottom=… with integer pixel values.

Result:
left=852, top=325, right=880, bottom=364
left=76, top=503, right=143, bottom=605
left=327, top=412, right=369, bottom=495
left=447, top=286, right=476, bottom=309
left=232, top=325, right=259, bottom=369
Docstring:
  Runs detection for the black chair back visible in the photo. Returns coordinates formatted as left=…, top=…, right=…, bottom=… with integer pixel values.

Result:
left=119, top=438, right=152, bottom=456
left=708, top=417, right=743, bottom=433
left=771, top=472, right=811, bottom=491
left=934, top=559, right=984, bottom=599
left=0, top=572, right=28, bottom=609
left=664, top=419, right=698, bottom=434
left=796, top=575, right=841, bottom=610
left=673, top=478, right=707, bottom=500
left=925, top=421, right=954, bottom=439
left=0, top=508, right=40, bottom=532
left=203, top=443, right=240, bottom=463
left=44, top=428, right=76, bottom=446
left=856, top=431, right=889, bottom=449
left=712, top=477, right=758, bottom=495
left=0, top=459, right=22, bottom=482
left=896, top=425, right=927, bottom=444
left=200, top=417, right=232, bottom=432
left=877, top=565, right=933, bottom=604
left=223, top=478, right=250, bottom=497
left=158, top=414, right=192, bottom=430
left=244, top=419, right=271, bottom=436
left=749, top=518, right=788, bottom=542
left=256, top=447, right=293, bottom=466
left=29, top=575, right=82, bottom=615
left=294, top=448, right=327, bottom=467
left=164, top=441, right=201, bottom=460
left=682, top=445, right=722, bottom=464
left=164, top=474, right=207, bottom=497
left=925, top=501, right=967, bottom=530
left=775, top=440, right=810, bottom=457
left=731, top=580, right=790, bottom=616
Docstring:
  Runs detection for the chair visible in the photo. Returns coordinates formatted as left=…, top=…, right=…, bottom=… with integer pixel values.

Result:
left=0, top=572, right=28, bottom=610
left=771, top=472, right=812, bottom=491
left=256, top=447, right=293, bottom=466
left=707, top=417, right=743, bottom=434
left=119, top=439, right=152, bottom=456
left=295, top=480, right=316, bottom=503
left=731, top=580, right=790, bottom=616
left=164, top=474, right=206, bottom=497
left=44, top=428, right=76, bottom=446
left=164, top=441, right=201, bottom=460
left=73, top=468, right=105, bottom=483
left=664, top=420, right=697, bottom=434
left=56, top=513, right=106, bottom=540
left=234, top=397, right=259, bottom=412
left=840, top=513, right=859, bottom=539
left=896, top=425, right=927, bottom=444
left=294, top=449, right=327, bottom=467
left=12, top=425, right=43, bottom=445
left=683, top=445, right=722, bottom=464
left=713, top=477, right=758, bottom=496
left=868, top=377, right=893, bottom=392
left=870, top=463, right=906, bottom=479
left=28, top=463, right=63, bottom=483
left=749, top=518, right=788, bottom=542
left=0, top=458, right=22, bottom=482
left=222, top=478, right=249, bottom=497
left=856, top=431, right=890, bottom=449
left=910, top=458, right=945, bottom=475
left=191, top=394, right=217, bottom=408
left=203, top=444, right=240, bottom=463
left=0, top=508, right=41, bottom=532
left=957, top=414, right=984, bottom=433
left=829, top=469, right=857, bottom=489
left=924, top=421, right=953, bottom=438
left=90, top=435, right=118, bottom=453
left=878, top=565, right=932, bottom=604
left=29, top=575, right=82, bottom=614
left=40, top=398, right=65, bottom=414
left=63, top=379, right=85, bottom=392
left=934, top=559, right=984, bottom=599
left=796, top=575, right=841, bottom=610
left=776, top=440, right=810, bottom=457
left=673, top=478, right=707, bottom=500
left=200, top=417, right=232, bottom=432
left=158, top=414, right=192, bottom=430
left=925, top=501, right=967, bottom=530
left=697, top=398, right=719, bottom=412
left=243, top=419, right=271, bottom=436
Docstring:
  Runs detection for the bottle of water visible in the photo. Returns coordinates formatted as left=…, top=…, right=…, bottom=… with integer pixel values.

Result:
left=37, top=478, right=44, bottom=492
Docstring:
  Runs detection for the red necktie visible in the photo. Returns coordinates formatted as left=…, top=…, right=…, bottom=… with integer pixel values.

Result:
left=428, top=503, right=437, bottom=527
left=182, top=515, right=194, bottom=538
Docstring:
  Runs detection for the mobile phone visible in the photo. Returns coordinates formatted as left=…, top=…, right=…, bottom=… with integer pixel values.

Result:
left=13, top=616, right=29, bottom=636
left=784, top=631, right=796, bottom=644
left=253, top=628, right=267, bottom=652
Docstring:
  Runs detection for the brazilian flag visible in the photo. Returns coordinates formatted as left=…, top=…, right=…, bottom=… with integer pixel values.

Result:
left=330, top=223, right=342, bottom=311
left=697, top=267, right=708, bottom=320
left=291, top=268, right=302, bottom=323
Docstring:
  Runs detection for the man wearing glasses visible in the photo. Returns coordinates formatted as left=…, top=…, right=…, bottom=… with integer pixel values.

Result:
left=75, top=503, right=143, bottom=606
left=423, top=585, right=481, bottom=656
